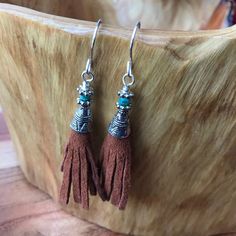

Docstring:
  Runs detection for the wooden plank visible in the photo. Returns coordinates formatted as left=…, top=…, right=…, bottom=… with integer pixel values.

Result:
left=0, top=166, right=124, bottom=236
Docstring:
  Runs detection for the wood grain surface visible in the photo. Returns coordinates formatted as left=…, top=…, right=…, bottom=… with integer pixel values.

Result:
left=1, top=2, right=236, bottom=236
left=0, top=166, right=125, bottom=236
left=0, top=111, right=124, bottom=236
left=1, top=113, right=235, bottom=236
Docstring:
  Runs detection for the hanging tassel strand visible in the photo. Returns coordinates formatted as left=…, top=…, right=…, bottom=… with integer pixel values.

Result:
left=60, top=80, right=105, bottom=208
left=101, top=134, right=131, bottom=209
left=60, top=146, right=73, bottom=204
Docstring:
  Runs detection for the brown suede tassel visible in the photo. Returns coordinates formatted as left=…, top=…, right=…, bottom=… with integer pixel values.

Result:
left=60, top=130, right=105, bottom=209
left=100, top=134, right=131, bottom=210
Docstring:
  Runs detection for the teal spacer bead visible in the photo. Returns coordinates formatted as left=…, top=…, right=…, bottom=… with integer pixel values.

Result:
left=80, top=95, right=90, bottom=102
left=118, top=97, right=130, bottom=107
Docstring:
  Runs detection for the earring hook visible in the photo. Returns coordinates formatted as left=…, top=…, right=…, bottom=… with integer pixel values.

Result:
left=89, top=19, right=102, bottom=68
left=82, top=19, right=102, bottom=82
left=122, top=21, right=141, bottom=87
left=129, top=21, right=141, bottom=73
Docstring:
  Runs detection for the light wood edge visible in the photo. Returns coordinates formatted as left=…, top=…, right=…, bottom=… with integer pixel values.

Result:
left=0, top=3, right=236, bottom=46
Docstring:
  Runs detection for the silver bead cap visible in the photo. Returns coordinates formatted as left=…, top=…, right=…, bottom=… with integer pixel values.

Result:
left=70, top=107, right=92, bottom=133
left=108, top=109, right=130, bottom=139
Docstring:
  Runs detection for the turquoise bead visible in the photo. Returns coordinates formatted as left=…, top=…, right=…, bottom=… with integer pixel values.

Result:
left=118, top=97, right=130, bottom=106
left=80, top=95, right=90, bottom=102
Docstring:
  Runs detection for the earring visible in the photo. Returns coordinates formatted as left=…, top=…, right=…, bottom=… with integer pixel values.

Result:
left=100, top=22, right=141, bottom=210
left=60, top=19, right=105, bottom=209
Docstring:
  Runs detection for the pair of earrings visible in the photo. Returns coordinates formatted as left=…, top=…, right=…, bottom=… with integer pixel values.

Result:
left=59, top=20, right=140, bottom=210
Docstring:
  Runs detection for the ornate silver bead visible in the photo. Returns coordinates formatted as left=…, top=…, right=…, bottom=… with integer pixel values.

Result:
left=108, top=109, right=130, bottom=139
left=70, top=107, right=91, bottom=133
left=70, top=81, right=93, bottom=134
left=108, top=85, right=134, bottom=139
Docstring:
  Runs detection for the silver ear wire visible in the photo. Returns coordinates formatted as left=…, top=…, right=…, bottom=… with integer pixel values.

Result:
left=122, top=21, right=141, bottom=87
left=88, top=19, right=102, bottom=71
left=129, top=21, right=141, bottom=74
left=82, top=19, right=102, bottom=82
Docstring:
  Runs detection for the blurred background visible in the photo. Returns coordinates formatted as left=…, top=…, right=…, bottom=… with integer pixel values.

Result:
left=0, top=0, right=235, bottom=30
